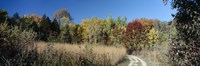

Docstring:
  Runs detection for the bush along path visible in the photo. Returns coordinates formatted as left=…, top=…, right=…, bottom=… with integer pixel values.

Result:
left=127, top=55, right=147, bottom=66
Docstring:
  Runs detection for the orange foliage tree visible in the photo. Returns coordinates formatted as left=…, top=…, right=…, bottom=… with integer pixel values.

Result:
left=124, top=20, right=147, bottom=54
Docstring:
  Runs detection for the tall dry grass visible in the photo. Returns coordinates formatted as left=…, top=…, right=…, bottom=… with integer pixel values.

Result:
left=34, top=42, right=127, bottom=66
left=134, top=41, right=170, bottom=66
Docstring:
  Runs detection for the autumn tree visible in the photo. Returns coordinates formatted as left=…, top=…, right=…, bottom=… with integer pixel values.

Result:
left=99, top=17, right=113, bottom=44
left=53, top=9, right=72, bottom=42
left=135, top=18, right=158, bottom=32
left=81, top=17, right=113, bottom=44
left=137, top=18, right=161, bottom=48
left=68, top=23, right=80, bottom=43
left=155, top=21, right=171, bottom=45
left=76, top=25, right=85, bottom=43
left=53, top=9, right=72, bottom=25
left=125, top=20, right=147, bottom=54
left=30, top=14, right=42, bottom=25
left=110, top=26, right=125, bottom=46
left=53, top=9, right=73, bottom=43
left=147, top=28, right=159, bottom=47
left=110, top=16, right=126, bottom=46
left=81, top=17, right=100, bottom=43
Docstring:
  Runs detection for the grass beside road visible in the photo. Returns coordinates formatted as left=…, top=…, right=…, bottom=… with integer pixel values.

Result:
left=117, top=57, right=130, bottom=66
left=34, top=42, right=127, bottom=66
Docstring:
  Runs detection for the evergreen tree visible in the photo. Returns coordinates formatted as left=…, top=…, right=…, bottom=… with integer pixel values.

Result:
left=38, top=14, right=51, bottom=41
left=11, top=12, right=21, bottom=26
left=51, top=18, right=60, bottom=36
left=0, top=9, right=8, bottom=24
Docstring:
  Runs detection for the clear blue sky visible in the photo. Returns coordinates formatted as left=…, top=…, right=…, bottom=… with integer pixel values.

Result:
left=0, top=0, right=176, bottom=24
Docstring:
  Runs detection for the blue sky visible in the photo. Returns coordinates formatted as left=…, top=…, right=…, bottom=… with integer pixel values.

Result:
left=0, top=0, right=176, bottom=24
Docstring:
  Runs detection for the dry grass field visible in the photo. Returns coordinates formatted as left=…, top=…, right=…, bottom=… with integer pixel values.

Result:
left=33, top=42, right=127, bottom=66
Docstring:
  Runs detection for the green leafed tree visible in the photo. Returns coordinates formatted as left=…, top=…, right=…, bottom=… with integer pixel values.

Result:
left=68, top=23, right=80, bottom=43
left=115, top=16, right=127, bottom=29
left=20, top=15, right=34, bottom=30
left=59, top=16, right=71, bottom=43
left=164, top=0, right=200, bottom=65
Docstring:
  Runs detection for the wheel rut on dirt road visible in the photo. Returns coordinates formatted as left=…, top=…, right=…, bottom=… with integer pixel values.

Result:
left=127, top=55, right=147, bottom=66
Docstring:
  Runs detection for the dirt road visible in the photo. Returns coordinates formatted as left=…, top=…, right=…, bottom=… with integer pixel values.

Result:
left=127, top=55, right=147, bottom=66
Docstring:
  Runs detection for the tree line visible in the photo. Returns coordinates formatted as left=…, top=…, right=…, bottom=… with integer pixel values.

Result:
left=0, top=8, right=170, bottom=53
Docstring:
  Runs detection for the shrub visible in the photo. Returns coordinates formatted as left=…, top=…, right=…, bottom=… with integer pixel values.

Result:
left=0, top=23, right=36, bottom=65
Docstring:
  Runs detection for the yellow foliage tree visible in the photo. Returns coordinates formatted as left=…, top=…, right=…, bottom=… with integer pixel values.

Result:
left=80, top=17, right=112, bottom=44
left=147, top=28, right=159, bottom=47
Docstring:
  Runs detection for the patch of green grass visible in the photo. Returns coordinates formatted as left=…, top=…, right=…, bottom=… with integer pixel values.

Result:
left=117, top=57, right=130, bottom=66
left=138, top=56, right=156, bottom=66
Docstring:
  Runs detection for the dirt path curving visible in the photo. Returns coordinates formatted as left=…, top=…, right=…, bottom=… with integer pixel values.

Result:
left=127, top=55, right=147, bottom=66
